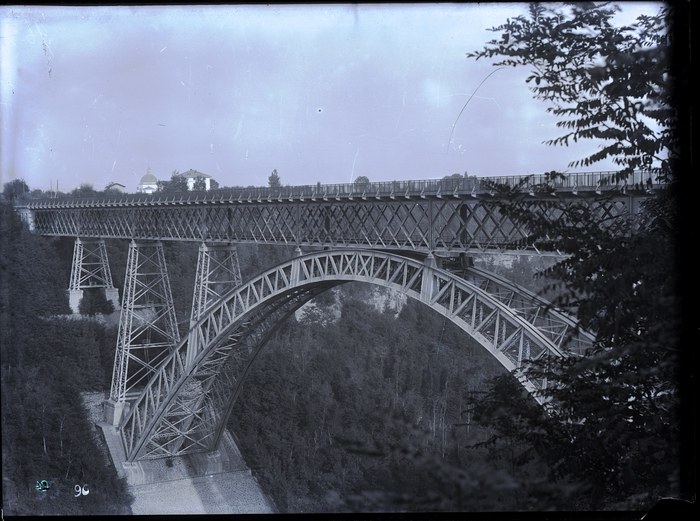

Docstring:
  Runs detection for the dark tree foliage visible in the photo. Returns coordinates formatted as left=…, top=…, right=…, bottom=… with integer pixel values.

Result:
left=69, top=183, right=98, bottom=198
left=1, top=202, right=133, bottom=514
left=468, top=2, right=679, bottom=183
left=3, top=179, right=30, bottom=201
left=157, top=170, right=189, bottom=193
left=192, top=177, right=207, bottom=191
left=353, top=175, right=370, bottom=185
left=103, top=186, right=124, bottom=197
left=78, top=289, right=116, bottom=316
left=464, top=2, right=688, bottom=511
left=268, top=169, right=282, bottom=188
left=228, top=285, right=537, bottom=513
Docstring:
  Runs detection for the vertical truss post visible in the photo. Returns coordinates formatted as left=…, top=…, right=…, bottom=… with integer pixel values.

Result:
left=67, top=237, right=120, bottom=313
left=186, top=243, right=242, bottom=368
left=459, top=203, right=469, bottom=248
left=105, top=240, right=180, bottom=425
left=428, top=199, right=435, bottom=252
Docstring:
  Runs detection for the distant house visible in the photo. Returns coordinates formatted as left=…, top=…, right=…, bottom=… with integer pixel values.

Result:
left=137, top=172, right=158, bottom=194
left=177, top=169, right=212, bottom=191
left=105, top=182, right=126, bottom=192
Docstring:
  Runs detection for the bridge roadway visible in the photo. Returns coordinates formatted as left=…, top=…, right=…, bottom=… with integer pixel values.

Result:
left=22, top=170, right=655, bottom=254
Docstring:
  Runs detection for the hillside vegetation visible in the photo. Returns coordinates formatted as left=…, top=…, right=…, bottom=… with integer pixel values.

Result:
left=0, top=203, right=133, bottom=515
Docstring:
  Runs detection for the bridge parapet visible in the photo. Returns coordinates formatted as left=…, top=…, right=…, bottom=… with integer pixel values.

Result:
left=25, top=170, right=657, bottom=209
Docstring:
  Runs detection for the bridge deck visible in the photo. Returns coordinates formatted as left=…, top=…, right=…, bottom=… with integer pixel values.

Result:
left=19, top=171, right=658, bottom=254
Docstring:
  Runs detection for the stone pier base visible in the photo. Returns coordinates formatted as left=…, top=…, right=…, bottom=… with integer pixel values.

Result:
left=103, top=399, right=128, bottom=426
left=189, top=450, right=225, bottom=476
left=68, top=289, right=84, bottom=314
left=105, top=288, right=121, bottom=310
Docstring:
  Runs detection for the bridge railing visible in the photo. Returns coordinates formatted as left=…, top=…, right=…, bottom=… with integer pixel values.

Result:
left=25, top=170, right=658, bottom=208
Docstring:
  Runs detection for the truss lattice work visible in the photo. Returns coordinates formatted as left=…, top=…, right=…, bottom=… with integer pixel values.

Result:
left=67, top=238, right=120, bottom=313
left=117, top=248, right=595, bottom=462
left=69, top=238, right=115, bottom=290
left=110, top=241, right=180, bottom=403
left=29, top=191, right=643, bottom=255
left=187, top=243, right=243, bottom=369
left=190, top=244, right=243, bottom=325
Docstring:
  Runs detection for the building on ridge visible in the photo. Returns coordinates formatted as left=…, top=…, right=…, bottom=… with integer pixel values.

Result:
left=105, top=182, right=126, bottom=193
left=176, top=169, right=213, bottom=191
left=137, top=172, right=158, bottom=194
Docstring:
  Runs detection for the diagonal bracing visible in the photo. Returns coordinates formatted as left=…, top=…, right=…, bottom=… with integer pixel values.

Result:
left=110, top=241, right=181, bottom=405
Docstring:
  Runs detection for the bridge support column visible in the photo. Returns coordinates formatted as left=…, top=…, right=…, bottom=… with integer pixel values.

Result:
left=186, top=243, right=242, bottom=368
left=106, top=240, right=180, bottom=424
left=420, top=258, right=436, bottom=304
left=68, top=238, right=120, bottom=314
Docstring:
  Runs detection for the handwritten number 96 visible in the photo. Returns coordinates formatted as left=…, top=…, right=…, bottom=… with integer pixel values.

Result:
left=74, top=484, right=90, bottom=497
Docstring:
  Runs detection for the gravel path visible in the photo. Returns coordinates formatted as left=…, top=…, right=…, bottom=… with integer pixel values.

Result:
left=130, top=472, right=274, bottom=514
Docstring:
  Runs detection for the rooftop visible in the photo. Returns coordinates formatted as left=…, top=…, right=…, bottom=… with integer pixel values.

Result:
left=178, top=169, right=212, bottom=179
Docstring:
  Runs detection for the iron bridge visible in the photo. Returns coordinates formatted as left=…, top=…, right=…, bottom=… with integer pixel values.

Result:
left=13, top=171, right=658, bottom=463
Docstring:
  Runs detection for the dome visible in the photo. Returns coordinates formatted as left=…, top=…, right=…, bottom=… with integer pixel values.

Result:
left=140, top=173, right=158, bottom=184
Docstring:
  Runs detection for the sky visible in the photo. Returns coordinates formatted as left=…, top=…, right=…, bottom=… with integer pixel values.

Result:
left=1, top=3, right=662, bottom=193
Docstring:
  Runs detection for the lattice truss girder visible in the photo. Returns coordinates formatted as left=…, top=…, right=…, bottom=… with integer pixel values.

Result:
left=69, top=238, right=116, bottom=290
left=118, top=249, right=595, bottom=462
left=31, top=197, right=634, bottom=253
left=110, top=241, right=181, bottom=402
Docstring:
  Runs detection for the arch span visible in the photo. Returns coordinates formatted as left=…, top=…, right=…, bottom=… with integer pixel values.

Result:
left=119, top=249, right=594, bottom=462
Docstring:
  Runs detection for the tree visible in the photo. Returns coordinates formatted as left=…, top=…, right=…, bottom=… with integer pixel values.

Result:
left=463, top=2, right=687, bottom=510
left=468, top=3, right=679, bottom=184
left=103, top=186, right=123, bottom=197
left=0, top=204, right=133, bottom=514
left=3, top=179, right=30, bottom=201
left=268, top=169, right=282, bottom=188
left=192, top=177, right=207, bottom=191
left=78, top=289, right=115, bottom=316
left=158, top=170, right=189, bottom=193
left=353, top=175, right=370, bottom=185
left=70, top=182, right=97, bottom=198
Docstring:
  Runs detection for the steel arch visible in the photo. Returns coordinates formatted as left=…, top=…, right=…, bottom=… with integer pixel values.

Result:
left=119, top=248, right=594, bottom=462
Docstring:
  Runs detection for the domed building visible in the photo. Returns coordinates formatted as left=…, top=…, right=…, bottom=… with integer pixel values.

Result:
left=137, top=171, right=158, bottom=194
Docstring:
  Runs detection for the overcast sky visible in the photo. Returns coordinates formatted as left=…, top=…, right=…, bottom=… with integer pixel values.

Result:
left=1, top=3, right=662, bottom=193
